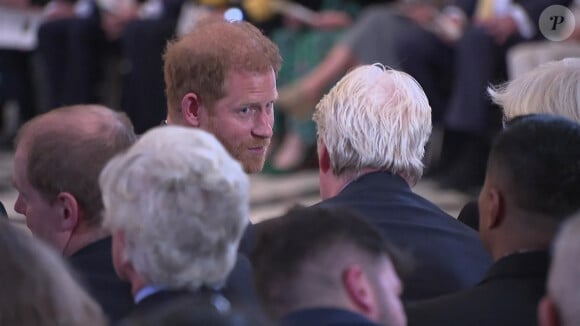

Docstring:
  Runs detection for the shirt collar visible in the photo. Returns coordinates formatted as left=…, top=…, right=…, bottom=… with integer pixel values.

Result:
left=134, top=284, right=166, bottom=304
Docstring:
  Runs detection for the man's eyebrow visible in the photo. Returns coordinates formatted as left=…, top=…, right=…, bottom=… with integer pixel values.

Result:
left=239, top=101, right=275, bottom=107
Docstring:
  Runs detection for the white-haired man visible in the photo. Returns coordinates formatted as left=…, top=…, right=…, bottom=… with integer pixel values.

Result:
left=312, top=64, right=491, bottom=301
left=99, top=126, right=255, bottom=321
left=539, top=212, right=580, bottom=326
left=458, top=58, right=580, bottom=230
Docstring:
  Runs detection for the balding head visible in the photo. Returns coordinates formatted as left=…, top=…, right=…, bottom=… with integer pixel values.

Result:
left=13, top=105, right=136, bottom=254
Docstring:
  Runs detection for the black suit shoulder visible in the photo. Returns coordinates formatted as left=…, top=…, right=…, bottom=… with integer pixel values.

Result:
left=316, top=172, right=492, bottom=301
left=120, top=289, right=227, bottom=325
left=280, top=308, right=381, bottom=326
left=406, top=251, right=549, bottom=326
left=69, top=237, right=134, bottom=322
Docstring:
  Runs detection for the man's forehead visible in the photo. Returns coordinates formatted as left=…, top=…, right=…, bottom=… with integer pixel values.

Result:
left=223, top=69, right=276, bottom=91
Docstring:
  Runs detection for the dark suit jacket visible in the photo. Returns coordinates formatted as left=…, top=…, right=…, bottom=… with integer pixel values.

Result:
left=316, top=172, right=492, bottom=301
left=120, top=254, right=259, bottom=323
left=0, top=201, right=7, bottom=218
left=69, top=237, right=134, bottom=322
left=222, top=254, right=260, bottom=306
left=280, top=308, right=381, bottom=326
left=119, top=288, right=228, bottom=326
left=127, top=288, right=217, bottom=318
left=406, top=251, right=549, bottom=326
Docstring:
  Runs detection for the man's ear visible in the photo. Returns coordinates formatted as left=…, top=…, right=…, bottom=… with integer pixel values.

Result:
left=55, top=192, right=79, bottom=232
left=181, top=92, right=202, bottom=127
left=112, top=230, right=131, bottom=280
left=538, top=296, right=560, bottom=326
left=113, top=230, right=145, bottom=288
left=342, top=264, right=377, bottom=319
left=484, top=187, right=505, bottom=230
left=318, top=141, right=331, bottom=174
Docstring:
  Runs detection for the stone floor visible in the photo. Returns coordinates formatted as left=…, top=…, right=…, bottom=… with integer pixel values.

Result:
left=0, top=149, right=475, bottom=225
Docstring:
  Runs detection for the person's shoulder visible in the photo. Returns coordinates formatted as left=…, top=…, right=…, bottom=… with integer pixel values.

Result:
left=281, top=308, right=381, bottom=326
left=405, top=286, right=491, bottom=326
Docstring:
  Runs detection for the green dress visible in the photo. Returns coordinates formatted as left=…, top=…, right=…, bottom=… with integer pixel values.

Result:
left=271, top=0, right=362, bottom=147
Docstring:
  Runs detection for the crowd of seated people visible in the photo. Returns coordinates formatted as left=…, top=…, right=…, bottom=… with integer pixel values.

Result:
left=276, top=0, right=577, bottom=192
left=3, top=0, right=576, bottom=181
left=1, top=3, right=580, bottom=325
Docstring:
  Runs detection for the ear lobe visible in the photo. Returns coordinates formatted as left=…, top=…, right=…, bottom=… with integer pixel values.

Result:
left=538, top=296, right=560, bottom=326
left=56, top=192, right=79, bottom=232
left=342, top=264, right=376, bottom=318
left=181, top=92, right=202, bottom=127
left=318, top=142, right=331, bottom=174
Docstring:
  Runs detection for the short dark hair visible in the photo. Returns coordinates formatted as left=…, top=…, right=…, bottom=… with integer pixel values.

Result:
left=251, top=206, right=399, bottom=317
left=489, top=114, right=580, bottom=221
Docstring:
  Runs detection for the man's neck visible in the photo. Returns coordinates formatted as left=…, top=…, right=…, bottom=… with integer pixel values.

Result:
left=338, top=168, right=410, bottom=191
left=129, top=272, right=149, bottom=299
left=63, top=228, right=109, bottom=257
left=489, top=230, right=554, bottom=261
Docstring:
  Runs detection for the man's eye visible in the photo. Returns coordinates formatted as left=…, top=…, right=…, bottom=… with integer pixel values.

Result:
left=240, top=107, right=250, bottom=114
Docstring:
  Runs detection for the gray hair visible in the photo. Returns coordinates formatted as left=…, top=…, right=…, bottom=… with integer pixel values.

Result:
left=547, top=211, right=580, bottom=326
left=490, top=58, right=580, bottom=122
left=100, top=126, right=250, bottom=290
left=313, top=64, right=432, bottom=184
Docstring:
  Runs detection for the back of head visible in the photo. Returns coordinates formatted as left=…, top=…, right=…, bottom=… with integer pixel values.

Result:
left=546, top=212, right=580, bottom=326
left=0, top=219, right=106, bottom=326
left=487, top=114, right=580, bottom=225
left=100, top=126, right=250, bottom=290
left=15, top=105, right=137, bottom=227
left=491, top=58, right=580, bottom=122
left=164, top=18, right=281, bottom=119
left=313, top=64, right=432, bottom=185
left=252, top=206, right=399, bottom=320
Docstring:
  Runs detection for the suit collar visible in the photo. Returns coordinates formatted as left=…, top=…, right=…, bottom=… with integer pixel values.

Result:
left=70, top=236, right=112, bottom=258
left=280, top=308, right=380, bottom=326
left=480, top=250, right=549, bottom=285
left=339, top=171, right=410, bottom=196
